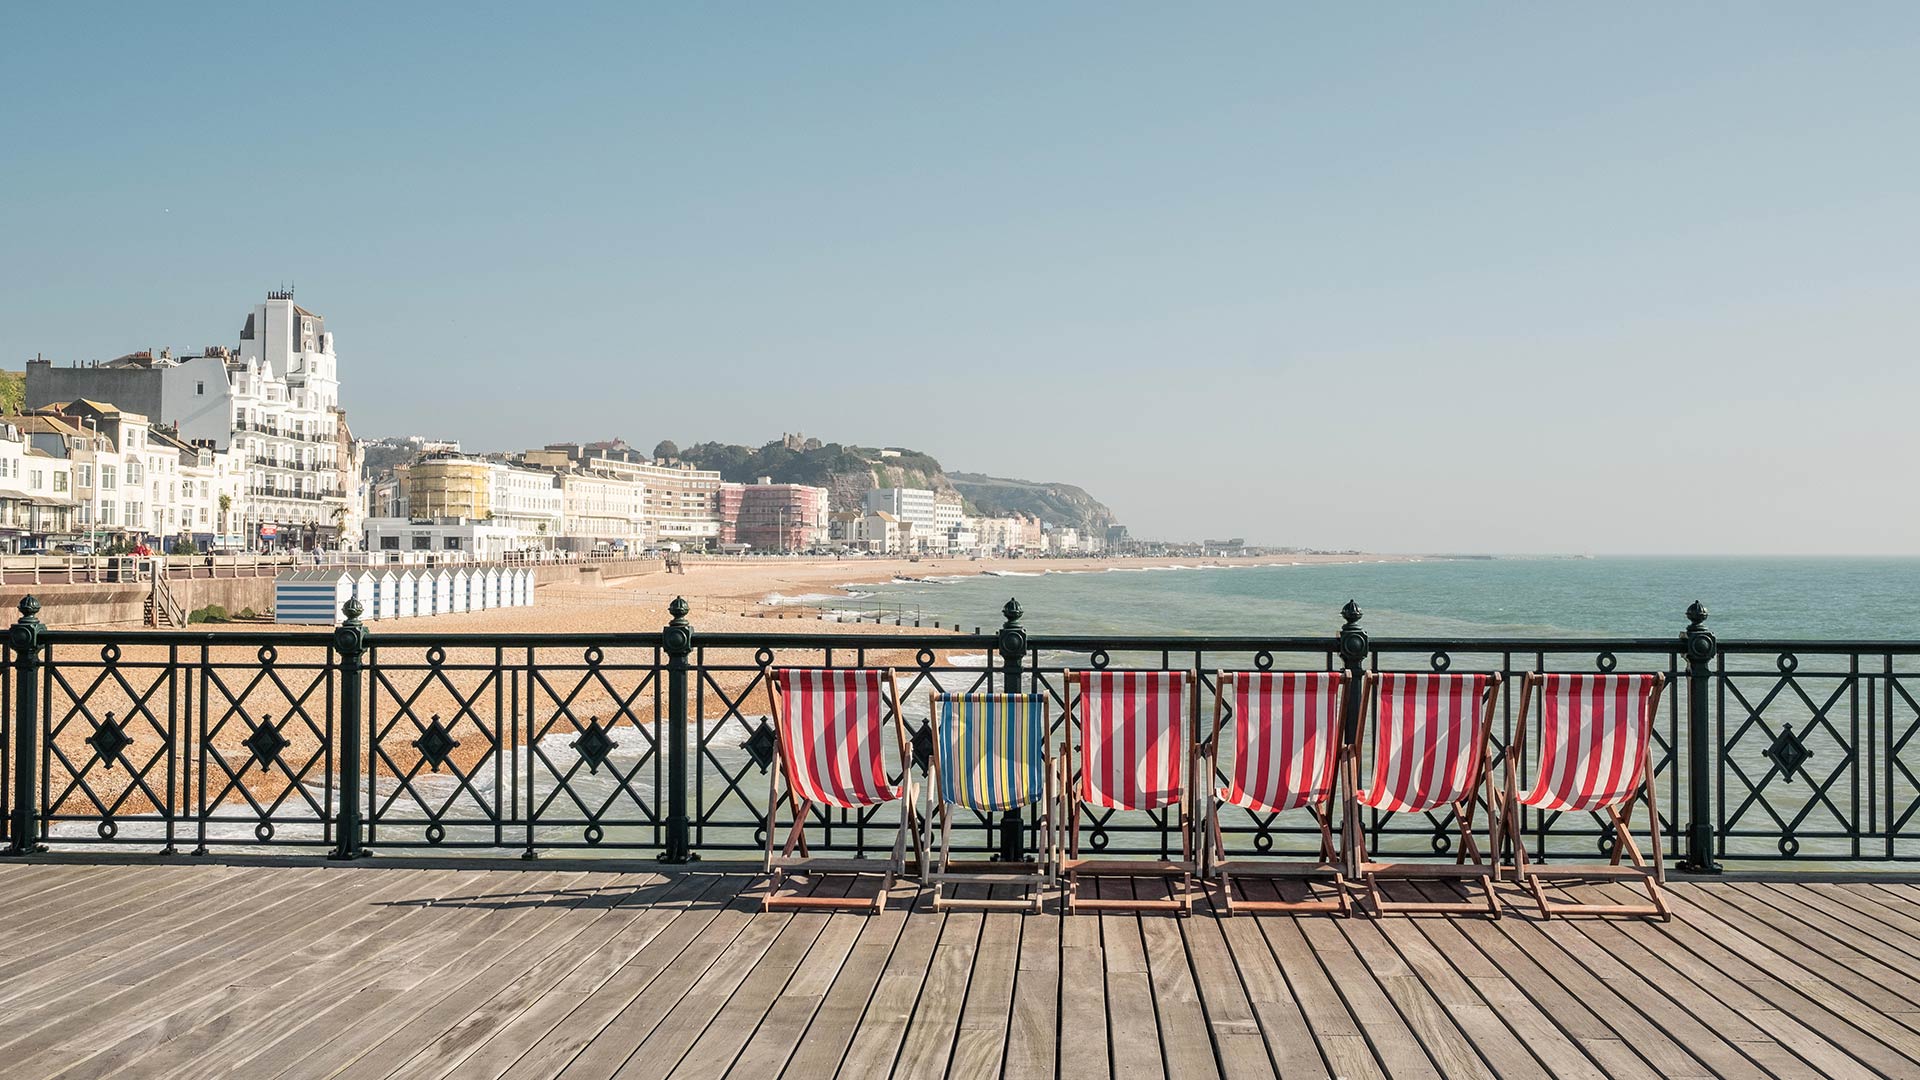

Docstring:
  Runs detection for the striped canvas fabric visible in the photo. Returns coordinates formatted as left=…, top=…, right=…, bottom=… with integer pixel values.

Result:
left=1518, top=674, right=1659, bottom=812
left=1219, top=672, right=1345, bottom=814
left=1358, top=673, right=1491, bottom=814
left=1075, top=671, right=1189, bottom=811
left=774, top=669, right=902, bottom=809
left=936, top=694, right=1046, bottom=811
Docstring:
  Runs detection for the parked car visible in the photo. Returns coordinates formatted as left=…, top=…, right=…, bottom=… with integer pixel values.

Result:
left=57, top=542, right=96, bottom=556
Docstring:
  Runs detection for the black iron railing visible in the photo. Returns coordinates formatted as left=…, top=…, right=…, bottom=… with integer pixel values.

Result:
left=3, top=593, right=1917, bottom=867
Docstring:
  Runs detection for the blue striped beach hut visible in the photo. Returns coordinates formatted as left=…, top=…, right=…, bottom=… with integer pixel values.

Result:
left=483, top=567, right=501, bottom=610
left=373, top=568, right=399, bottom=620
left=351, top=570, right=378, bottom=620
left=274, top=569, right=353, bottom=625
left=516, top=567, right=533, bottom=606
left=432, top=568, right=453, bottom=614
left=395, top=569, right=417, bottom=619
left=450, top=568, right=470, bottom=613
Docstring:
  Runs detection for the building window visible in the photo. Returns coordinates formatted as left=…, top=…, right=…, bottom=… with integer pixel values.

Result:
left=196, top=382, right=205, bottom=396
left=100, top=466, right=116, bottom=490
left=33, top=470, right=45, bottom=491
left=411, top=536, right=431, bottom=551
left=443, top=537, right=462, bottom=550
left=78, top=464, right=92, bottom=486
left=380, top=536, right=400, bottom=551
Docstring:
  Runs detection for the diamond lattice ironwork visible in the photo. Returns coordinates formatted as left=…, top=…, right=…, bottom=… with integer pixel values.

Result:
left=414, top=716, right=461, bottom=773
left=1764, top=722, right=1813, bottom=783
left=572, top=718, right=618, bottom=775
left=245, top=714, right=291, bottom=770
left=86, top=712, right=133, bottom=770
left=911, top=725, right=934, bottom=774
left=741, top=720, right=778, bottom=772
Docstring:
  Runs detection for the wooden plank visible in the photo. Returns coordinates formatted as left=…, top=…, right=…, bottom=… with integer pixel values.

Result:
left=948, top=904, right=1023, bottom=1080
left=1649, top=883, right=1920, bottom=1074
left=889, top=905, right=981, bottom=1080
left=721, top=887, right=896, bottom=1079
left=0, top=862, right=241, bottom=991
left=1205, top=906, right=1327, bottom=1080
left=1336, top=904, right=1546, bottom=1080
left=550, top=879, right=768, bottom=1079
left=1100, top=876, right=1167, bottom=1080
left=1570, top=882, right=1878, bottom=1080
left=1002, top=892, right=1060, bottom=1080
left=1294, top=908, right=1453, bottom=1080
left=1724, top=880, right=1920, bottom=974
left=1242, top=881, right=1385, bottom=1080
left=491, top=875, right=753, bottom=1080
left=262, top=871, right=683, bottom=1080
left=649, top=879, right=851, bottom=1080
left=1057, top=881, right=1112, bottom=1080
left=0, top=867, right=471, bottom=1079
left=1161, top=895, right=1267, bottom=1080
left=830, top=895, right=945, bottom=1078
left=1409, top=881, right=1695, bottom=1080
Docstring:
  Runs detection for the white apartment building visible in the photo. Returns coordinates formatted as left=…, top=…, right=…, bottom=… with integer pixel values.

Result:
left=601, top=459, right=722, bottom=546
left=25, top=290, right=363, bottom=550
left=488, top=462, right=564, bottom=544
left=865, top=488, right=938, bottom=550
left=558, top=468, right=648, bottom=551
left=363, top=517, right=530, bottom=562
left=0, top=422, right=76, bottom=551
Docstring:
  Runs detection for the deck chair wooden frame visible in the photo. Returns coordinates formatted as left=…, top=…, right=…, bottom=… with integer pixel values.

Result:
left=762, top=668, right=925, bottom=913
left=1501, top=672, right=1671, bottom=920
left=1203, top=670, right=1352, bottom=916
left=922, top=693, right=1056, bottom=913
left=1346, top=672, right=1503, bottom=917
left=1059, top=669, right=1201, bottom=916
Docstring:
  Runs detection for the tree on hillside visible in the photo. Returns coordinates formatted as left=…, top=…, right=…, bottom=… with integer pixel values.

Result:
left=0, top=371, right=24, bottom=415
left=653, top=440, right=679, bottom=461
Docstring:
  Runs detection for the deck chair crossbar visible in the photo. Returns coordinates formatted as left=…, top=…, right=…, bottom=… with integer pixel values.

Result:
left=1348, top=671, right=1504, bottom=917
left=922, top=692, right=1056, bottom=912
left=1060, top=669, right=1200, bottom=915
left=762, top=668, right=925, bottom=912
left=1501, top=672, right=1671, bottom=920
left=1204, top=670, right=1352, bottom=916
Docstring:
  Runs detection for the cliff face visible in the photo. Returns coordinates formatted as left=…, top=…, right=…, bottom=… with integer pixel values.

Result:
left=670, top=440, right=1114, bottom=529
left=946, top=473, right=1114, bottom=534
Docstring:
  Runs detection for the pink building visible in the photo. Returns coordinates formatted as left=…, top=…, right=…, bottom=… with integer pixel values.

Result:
left=729, top=479, right=829, bottom=552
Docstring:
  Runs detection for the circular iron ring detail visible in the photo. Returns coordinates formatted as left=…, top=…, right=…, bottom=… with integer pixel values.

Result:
left=584, top=824, right=604, bottom=845
left=257, top=644, right=277, bottom=666
left=916, top=648, right=936, bottom=669
left=425, top=823, right=446, bottom=845
left=1430, top=651, right=1452, bottom=673
left=1431, top=829, right=1453, bottom=854
left=256, top=821, right=275, bottom=843
left=98, top=819, right=118, bottom=840
left=1089, top=649, right=1110, bottom=670
left=1597, top=651, right=1617, bottom=673
left=101, top=643, right=121, bottom=664
left=1254, top=650, right=1274, bottom=671
left=584, top=645, right=604, bottom=667
left=1253, top=830, right=1274, bottom=853
left=754, top=647, right=774, bottom=669
left=1778, top=652, right=1798, bottom=674
left=1779, top=834, right=1800, bottom=857
left=426, top=646, right=447, bottom=668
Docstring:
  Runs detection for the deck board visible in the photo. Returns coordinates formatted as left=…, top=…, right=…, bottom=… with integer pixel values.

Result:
left=1, top=860, right=1919, bottom=1079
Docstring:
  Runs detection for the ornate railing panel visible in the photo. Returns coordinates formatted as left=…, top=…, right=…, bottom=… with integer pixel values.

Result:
left=2, top=594, right=1919, bottom=866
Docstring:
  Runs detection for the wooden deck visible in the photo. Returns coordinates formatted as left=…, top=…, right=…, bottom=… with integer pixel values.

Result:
left=1, top=861, right=1918, bottom=1079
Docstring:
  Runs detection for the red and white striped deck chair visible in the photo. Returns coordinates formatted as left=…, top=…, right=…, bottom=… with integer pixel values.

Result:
left=1203, top=671, right=1351, bottom=915
left=1502, top=673, right=1671, bottom=919
left=1060, top=670, right=1200, bottom=915
left=1348, top=672, right=1503, bottom=916
left=762, top=668, right=924, bottom=912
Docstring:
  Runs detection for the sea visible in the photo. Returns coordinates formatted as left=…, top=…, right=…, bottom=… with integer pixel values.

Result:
left=842, top=556, right=1920, bottom=641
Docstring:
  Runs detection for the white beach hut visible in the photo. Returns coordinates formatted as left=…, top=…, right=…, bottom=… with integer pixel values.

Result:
left=466, top=567, right=487, bottom=611
left=373, top=568, right=399, bottom=620
left=487, top=567, right=505, bottom=609
left=395, top=569, right=417, bottom=619
left=351, top=570, right=378, bottom=620
left=274, top=569, right=353, bottom=625
left=450, top=568, right=470, bottom=613
left=410, top=569, right=433, bottom=617
left=433, top=568, right=453, bottom=615
left=514, top=567, right=532, bottom=606
left=525, top=568, right=538, bottom=607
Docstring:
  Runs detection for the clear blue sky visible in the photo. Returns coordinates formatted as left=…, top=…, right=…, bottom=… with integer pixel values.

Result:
left=4, top=5, right=1916, bottom=554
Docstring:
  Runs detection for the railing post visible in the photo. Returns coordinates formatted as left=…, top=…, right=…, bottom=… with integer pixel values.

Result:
left=1336, top=601, right=1369, bottom=875
left=1679, top=600, right=1721, bottom=873
left=996, top=597, right=1028, bottom=862
left=6, top=596, right=47, bottom=856
left=330, top=598, right=368, bottom=860
left=659, top=596, right=696, bottom=864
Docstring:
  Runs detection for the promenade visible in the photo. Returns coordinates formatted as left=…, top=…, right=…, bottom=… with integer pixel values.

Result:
left=0, top=859, right=1915, bottom=1079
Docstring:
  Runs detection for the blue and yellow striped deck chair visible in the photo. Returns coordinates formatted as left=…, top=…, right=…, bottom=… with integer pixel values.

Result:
left=922, top=693, right=1056, bottom=912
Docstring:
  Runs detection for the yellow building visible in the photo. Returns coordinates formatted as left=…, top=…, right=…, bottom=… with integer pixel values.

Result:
left=403, top=456, right=493, bottom=520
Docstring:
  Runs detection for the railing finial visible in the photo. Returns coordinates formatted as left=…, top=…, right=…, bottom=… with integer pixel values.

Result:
left=1341, top=599, right=1363, bottom=626
left=668, top=595, right=690, bottom=623
left=1002, top=597, right=1023, bottom=627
